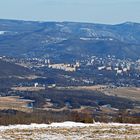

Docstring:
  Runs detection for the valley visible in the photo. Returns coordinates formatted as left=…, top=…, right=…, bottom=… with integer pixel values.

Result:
left=0, top=19, right=140, bottom=125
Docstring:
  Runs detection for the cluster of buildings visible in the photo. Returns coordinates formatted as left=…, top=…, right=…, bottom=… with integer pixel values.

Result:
left=34, top=82, right=56, bottom=89
left=1, top=55, right=140, bottom=75
left=80, top=55, right=139, bottom=75
left=48, top=61, right=80, bottom=72
left=0, top=56, right=81, bottom=72
left=97, top=65, right=130, bottom=74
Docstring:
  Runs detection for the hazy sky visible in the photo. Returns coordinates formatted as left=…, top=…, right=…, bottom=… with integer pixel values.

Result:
left=0, top=0, right=140, bottom=24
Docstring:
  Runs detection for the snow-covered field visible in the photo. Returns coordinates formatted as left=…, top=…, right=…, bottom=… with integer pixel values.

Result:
left=0, top=122, right=140, bottom=140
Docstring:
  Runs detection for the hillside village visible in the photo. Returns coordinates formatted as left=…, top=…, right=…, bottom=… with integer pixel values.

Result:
left=1, top=55, right=139, bottom=87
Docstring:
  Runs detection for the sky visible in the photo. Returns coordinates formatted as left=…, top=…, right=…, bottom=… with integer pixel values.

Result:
left=0, top=0, right=140, bottom=24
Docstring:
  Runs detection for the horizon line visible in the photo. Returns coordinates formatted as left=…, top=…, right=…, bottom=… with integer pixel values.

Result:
left=0, top=18, right=139, bottom=25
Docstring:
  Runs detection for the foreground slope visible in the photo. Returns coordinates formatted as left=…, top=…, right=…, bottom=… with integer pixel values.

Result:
left=0, top=122, right=140, bottom=140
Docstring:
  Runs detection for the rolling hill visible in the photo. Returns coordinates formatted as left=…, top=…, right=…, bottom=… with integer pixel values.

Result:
left=0, top=60, right=33, bottom=89
left=0, top=19, right=140, bottom=59
left=0, top=60, right=31, bottom=77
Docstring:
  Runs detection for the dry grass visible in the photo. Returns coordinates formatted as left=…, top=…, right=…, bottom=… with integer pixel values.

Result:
left=56, top=85, right=106, bottom=91
left=0, top=123, right=140, bottom=140
left=0, top=96, right=33, bottom=112
left=11, top=86, right=45, bottom=91
left=102, top=87, right=140, bottom=101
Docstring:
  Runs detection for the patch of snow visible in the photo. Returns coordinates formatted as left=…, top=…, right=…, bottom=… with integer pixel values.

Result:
left=41, top=37, right=67, bottom=44
left=109, top=38, right=113, bottom=41
left=80, top=37, right=92, bottom=41
left=56, top=24, right=64, bottom=27
left=95, top=37, right=100, bottom=40
left=50, top=121, right=93, bottom=127
left=80, top=28, right=97, bottom=37
left=0, top=122, right=92, bottom=131
left=80, top=37, right=114, bottom=41
left=0, top=31, right=17, bottom=35
left=0, top=122, right=140, bottom=140
left=0, top=31, right=8, bottom=35
left=0, top=121, right=140, bottom=131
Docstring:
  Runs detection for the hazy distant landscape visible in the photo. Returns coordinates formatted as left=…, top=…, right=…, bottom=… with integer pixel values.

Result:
left=0, top=2, right=140, bottom=140
left=0, top=19, right=139, bottom=127
left=0, top=0, right=140, bottom=139
left=0, top=19, right=140, bottom=59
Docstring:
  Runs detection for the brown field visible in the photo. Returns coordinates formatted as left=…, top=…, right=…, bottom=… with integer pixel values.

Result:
left=102, top=87, right=140, bottom=101
left=0, top=96, right=34, bottom=112
left=11, top=86, right=45, bottom=91
left=56, top=85, right=106, bottom=91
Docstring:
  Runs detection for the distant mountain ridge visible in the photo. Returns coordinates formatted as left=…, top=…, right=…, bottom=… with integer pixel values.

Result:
left=0, top=19, right=140, bottom=59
